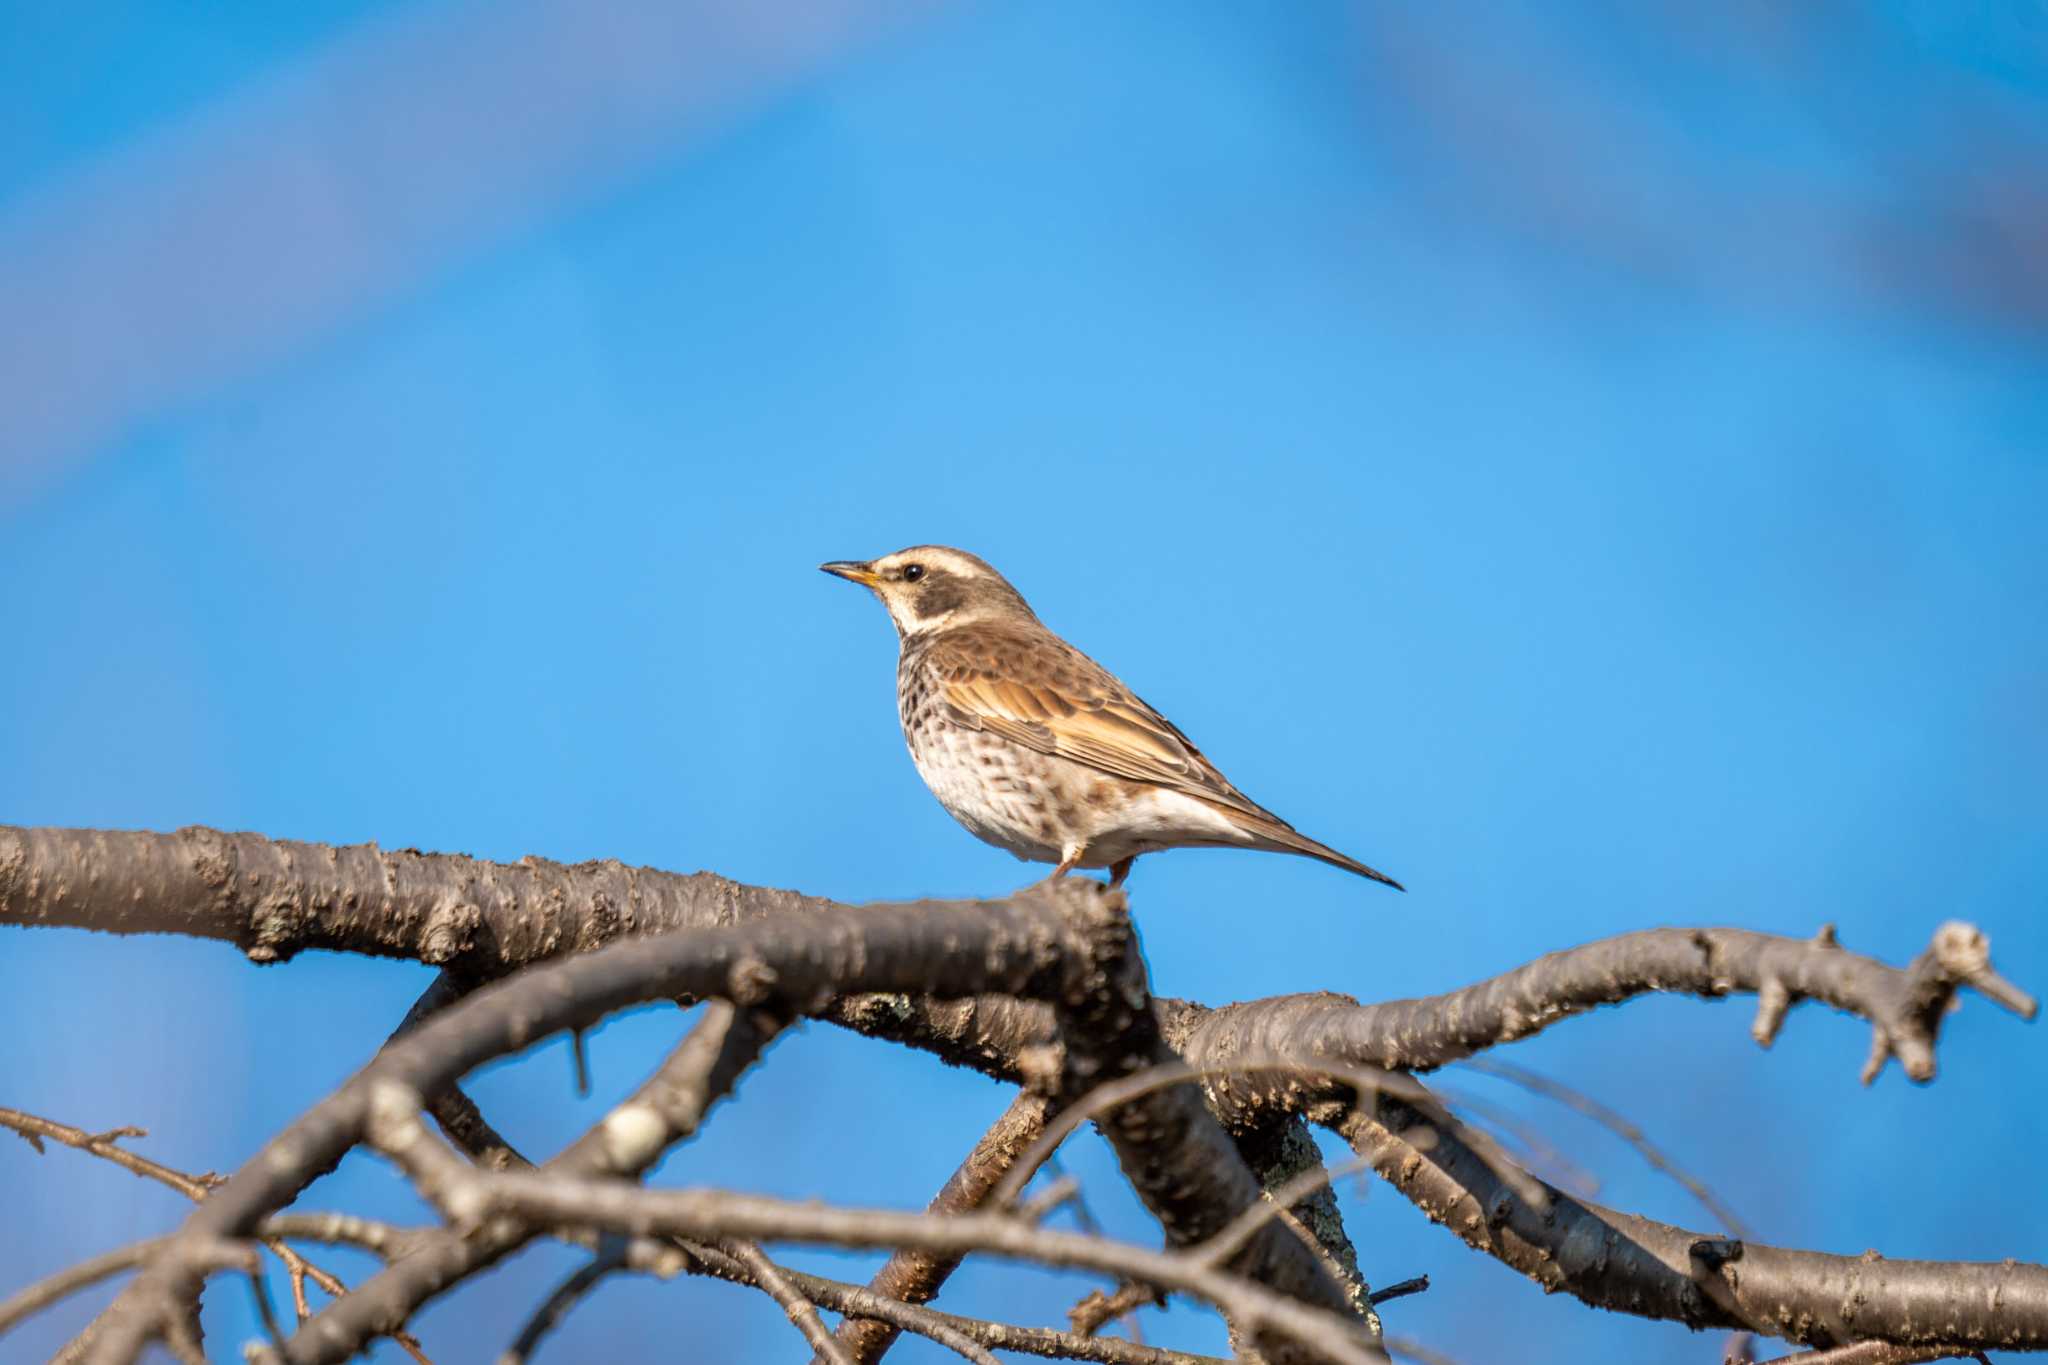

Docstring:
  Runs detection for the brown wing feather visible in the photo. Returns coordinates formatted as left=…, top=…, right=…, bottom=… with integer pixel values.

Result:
left=919, top=623, right=1405, bottom=891
left=924, top=624, right=1272, bottom=821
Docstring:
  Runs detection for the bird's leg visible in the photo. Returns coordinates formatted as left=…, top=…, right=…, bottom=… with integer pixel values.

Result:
left=1108, top=856, right=1135, bottom=888
left=1029, top=844, right=1087, bottom=888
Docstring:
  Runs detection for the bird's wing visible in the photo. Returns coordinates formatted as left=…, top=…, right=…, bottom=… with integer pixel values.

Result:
left=922, top=625, right=1272, bottom=820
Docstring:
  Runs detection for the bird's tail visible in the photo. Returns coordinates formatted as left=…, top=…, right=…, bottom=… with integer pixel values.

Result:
left=1230, top=808, right=1405, bottom=891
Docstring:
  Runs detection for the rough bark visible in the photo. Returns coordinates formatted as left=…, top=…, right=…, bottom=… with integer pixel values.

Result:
left=4, top=826, right=2035, bottom=1362
left=0, top=823, right=835, bottom=969
left=1337, top=1096, right=2048, bottom=1350
left=80, top=885, right=1119, bottom=1363
left=1043, top=881, right=1362, bottom=1346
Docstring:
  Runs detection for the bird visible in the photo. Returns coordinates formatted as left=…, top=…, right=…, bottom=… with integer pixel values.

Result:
left=820, top=546, right=1401, bottom=891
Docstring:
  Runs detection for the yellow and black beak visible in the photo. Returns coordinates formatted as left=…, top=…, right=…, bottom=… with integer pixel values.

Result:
left=819, top=560, right=880, bottom=587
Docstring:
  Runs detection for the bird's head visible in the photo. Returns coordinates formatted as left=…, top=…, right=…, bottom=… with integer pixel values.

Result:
left=819, top=546, right=1036, bottom=637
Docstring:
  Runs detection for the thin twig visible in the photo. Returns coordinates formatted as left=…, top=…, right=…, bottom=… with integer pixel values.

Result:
left=1070, top=1281, right=1166, bottom=1337
left=1755, top=1344, right=1987, bottom=1364
left=245, top=1251, right=288, bottom=1356
left=1192, top=1152, right=1378, bottom=1271
left=1369, top=1277, right=1429, bottom=1307
left=683, top=1238, right=1224, bottom=1365
left=449, top=1176, right=1386, bottom=1365
left=831, top=1089, right=1052, bottom=1364
left=0, top=1108, right=430, bottom=1361
left=0, top=1216, right=428, bottom=1343
left=992, top=1057, right=1544, bottom=1217
left=1431, top=1086, right=1602, bottom=1199
left=1460, top=1057, right=1750, bottom=1237
left=724, top=1239, right=853, bottom=1365
left=0, top=1108, right=214, bottom=1201
left=1043, top=1155, right=1148, bottom=1346
left=499, top=1247, right=625, bottom=1364
left=0, top=1239, right=165, bottom=1335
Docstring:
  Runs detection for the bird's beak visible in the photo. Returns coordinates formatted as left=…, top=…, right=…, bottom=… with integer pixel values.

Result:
left=819, top=560, right=880, bottom=588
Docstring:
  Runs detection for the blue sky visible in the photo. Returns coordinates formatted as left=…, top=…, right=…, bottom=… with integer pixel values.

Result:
left=2, top=2, right=2045, bottom=1361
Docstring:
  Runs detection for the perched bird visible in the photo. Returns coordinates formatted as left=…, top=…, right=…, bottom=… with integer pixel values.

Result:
left=820, top=546, right=1401, bottom=890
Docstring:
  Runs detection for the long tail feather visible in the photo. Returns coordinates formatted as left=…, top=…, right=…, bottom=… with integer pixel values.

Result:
left=1215, top=803, right=1404, bottom=891
left=1280, top=830, right=1405, bottom=891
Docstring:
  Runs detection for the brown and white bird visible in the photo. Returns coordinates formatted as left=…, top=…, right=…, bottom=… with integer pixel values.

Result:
left=821, top=546, right=1401, bottom=890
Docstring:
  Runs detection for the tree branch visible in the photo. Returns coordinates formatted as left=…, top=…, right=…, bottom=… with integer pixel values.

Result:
left=683, top=1239, right=1232, bottom=1365
left=828, top=1088, right=1052, bottom=1364
left=1334, top=1096, right=2048, bottom=1352
left=282, top=997, right=785, bottom=1362
left=1040, top=884, right=1365, bottom=1357
left=0, top=824, right=841, bottom=970
left=8, top=826, right=2037, bottom=1361
left=426, top=1175, right=1387, bottom=1365
left=1159, top=922, right=2033, bottom=1099
left=79, top=883, right=1129, bottom=1363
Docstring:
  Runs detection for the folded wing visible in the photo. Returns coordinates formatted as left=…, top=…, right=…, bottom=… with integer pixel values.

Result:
left=925, top=626, right=1273, bottom=822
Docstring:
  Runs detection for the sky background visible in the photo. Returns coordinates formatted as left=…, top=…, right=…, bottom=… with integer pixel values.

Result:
left=3, top=1, right=2046, bottom=1361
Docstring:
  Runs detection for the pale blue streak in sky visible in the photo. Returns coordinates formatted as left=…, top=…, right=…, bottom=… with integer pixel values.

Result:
left=1, top=3, right=2044, bottom=1361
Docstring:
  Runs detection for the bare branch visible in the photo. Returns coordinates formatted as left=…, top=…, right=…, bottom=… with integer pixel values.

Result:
left=1070, top=1280, right=1166, bottom=1338
left=1191, top=1150, right=1377, bottom=1273
left=1334, top=1097, right=2048, bottom=1352
left=1756, top=1344, right=1987, bottom=1364
left=290, top=998, right=785, bottom=1362
left=829, top=1089, right=1052, bottom=1364
left=723, top=1239, right=852, bottom=1365
left=83, top=883, right=1126, bottom=1363
left=1040, top=902, right=1366, bottom=1354
left=385, top=970, right=526, bottom=1171
left=498, top=1247, right=623, bottom=1365
left=1160, top=921, right=2032, bottom=1099
left=0, top=1216, right=427, bottom=1342
left=0, top=1109, right=427, bottom=1359
left=0, top=1108, right=215, bottom=1202
left=0, top=824, right=851, bottom=971
left=8, top=826, right=2038, bottom=1361
left=683, top=1239, right=1225, bottom=1365
left=1370, top=1277, right=1429, bottom=1307
left=1457, top=1058, right=1749, bottom=1237
left=432, top=1175, right=1389, bottom=1365
left=1229, top=1113, right=1377, bottom=1323
left=0, top=1240, right=166, bottom=1337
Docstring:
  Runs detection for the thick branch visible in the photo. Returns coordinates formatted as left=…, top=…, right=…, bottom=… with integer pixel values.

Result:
left=0, top=824, right=838, bottom=970
left=1044, top=887, right=1362, bottom=1348
left=82, top=884, right=1124, bottom=1363
left=827, top=919, right=2032, bottom=1128
left=1335, top=1096, right=2048, bottom=1352
left=9, top=826, right=2036, bottom=1358
left=1160, top=923, right=2032, bottom=1098
left=12, top=828, right=2017, bottom=1085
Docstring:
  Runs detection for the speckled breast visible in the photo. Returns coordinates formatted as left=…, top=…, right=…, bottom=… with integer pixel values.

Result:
left=896, top=638, right=1065, bottom=863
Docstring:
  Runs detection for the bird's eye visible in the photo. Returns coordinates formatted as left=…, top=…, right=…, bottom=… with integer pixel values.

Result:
left=901, top=564, right=925, bottom=583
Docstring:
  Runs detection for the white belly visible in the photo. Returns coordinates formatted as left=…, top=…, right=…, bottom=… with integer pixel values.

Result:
left=905, top=723, right=1256, bottom=868
left=907, top=722, right=1065, bottom=863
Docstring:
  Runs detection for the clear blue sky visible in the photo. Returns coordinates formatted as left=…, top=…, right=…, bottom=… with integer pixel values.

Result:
left=2, top=2, right=2044, bottom=1360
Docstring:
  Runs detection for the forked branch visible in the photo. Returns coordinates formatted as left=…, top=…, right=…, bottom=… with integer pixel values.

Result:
left=1, top=824, right=2036, bottom=1363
